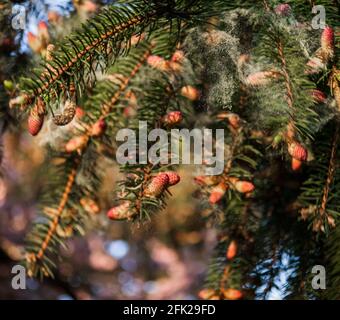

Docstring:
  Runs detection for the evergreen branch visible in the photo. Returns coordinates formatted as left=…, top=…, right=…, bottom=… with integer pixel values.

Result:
left=17, top=0, right=235, bottom=113
left=298, top=122, right=340, bottom=233
left=20, top=4, right=152, bottom=108
left=219, top=265, right=231, bottom=296
left=13, top=0, right=340, bottom=297
left=111, top=76, right=182, bottom=221
left=134, top=165, right=153, bottom=213
left=101, top=47, right=153, bottom=116
left=223, top=131, right=240, bottom=175
left=324, top=224, right=340, bottom=299
left=331, top=68, right=340, bottom=112
left=248, top=15, right=319, bottom=142
left=319, top=125, right=339, bottom=217
left=277, top=40, right=294, bottom=111
left=34, top=159, right=80, bottom=262
left=198, top=96, right=263, bottom=299
left=25, top=45, right=154, bottom=278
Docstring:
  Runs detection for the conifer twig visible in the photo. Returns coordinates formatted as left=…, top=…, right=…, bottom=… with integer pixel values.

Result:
left=319, top=125, right=339, bottom=217
left=36, top=159, right=80, bottom=260
left=277, top=41, right=294, bottom=111
left=26, top=46, right=154, bottom=272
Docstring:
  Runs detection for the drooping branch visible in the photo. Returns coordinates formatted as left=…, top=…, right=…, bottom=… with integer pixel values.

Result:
left=20, top=5, right=154, bottom=109
left=277, top=40, right=294, bottom=111
left=319, top=125, right=339, bottom=217
left=35, top=159, right=80, bottom=261
left=25, top=45, right=154, bottom=277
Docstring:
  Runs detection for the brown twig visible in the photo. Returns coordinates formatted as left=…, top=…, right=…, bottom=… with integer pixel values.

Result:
left=277, top=41, right=294, bottom=110
left=37, top=158, right=80, bottom=260
left=319, top=125, right=339, bottom=217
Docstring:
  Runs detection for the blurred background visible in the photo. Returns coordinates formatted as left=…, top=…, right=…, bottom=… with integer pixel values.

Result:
left=0, top=0, right=217, bottom=300
left=0, top=132, right=217, bottom=299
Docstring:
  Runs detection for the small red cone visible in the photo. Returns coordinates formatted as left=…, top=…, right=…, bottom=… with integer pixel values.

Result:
left=163, top=171, right=181, bottom=186
left=27, top=32, right=42, bottom=53
left=171, top=50, right=185, bottom=63
left=37, top=21, right=49, bottom=43
left=291, top=158, right=303, bottom=171
left=180, top=85, right=200, bottom=101
left=234, top=181, right=255, bottom=194
left=28, top=98, right=45, bottom=136
left=311, top=89, right=327, bottom=104
left=107, top=201, right=133, bottom=220
left=198, top=288, right=216, bottom=300
left=222, top=288, right=243, bottom=300
left=209, top=182, right=228, bottom=204
left=217, top=112, right=240, bottom=129
left=147, top=55, right=169, bottom=71
left=162, top=111, right=183, bottom=127
left=82, top=0, right=97, bottom=13
left=75, top=107, right=85, bottom=118
left=288, top=142, right=308, bottom=161
left=321, top=26, right=334, bottom=58
left=90, top=118, right=106, bottom=137
left=245, top=70, right=281, bottom=86
left=274, top=4, right=291, bottom=16
left=144, top=173, right=169, bottom=197
left=28, top=112, right=44, bottom=136
left=226, top=240, right=238, bottom=260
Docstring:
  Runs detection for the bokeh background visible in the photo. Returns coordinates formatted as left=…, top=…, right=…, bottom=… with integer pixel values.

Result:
left=0, top=0, right=218, bottom=300
left=0, top=131, right=217, bottom=299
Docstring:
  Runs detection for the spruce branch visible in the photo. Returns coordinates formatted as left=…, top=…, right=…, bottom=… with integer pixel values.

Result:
left=324, top=224, right=340, bottom=299
left=110, top=75, right=183, bottom=221
left=16, top=0, right=237, bottom=114
left=100, top=47, right=153, bottom=117
left=298, top=123, right=340, bottom=233
left=27, top=158, right=80, bottom=267
left=277, top=40, right=294, bottom=111
left=20, top=4, right=152, bottom=107
left=319, top=125, right=339, bottom=217
left=25, top=44, right=154, bottom=278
